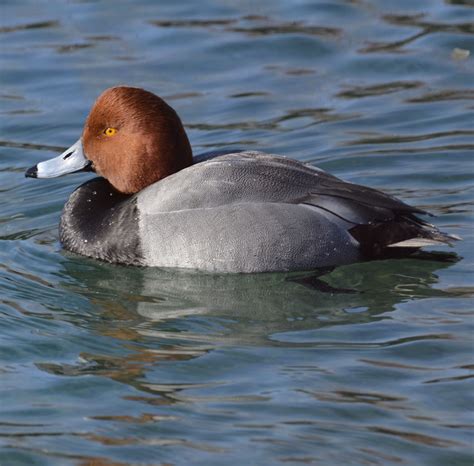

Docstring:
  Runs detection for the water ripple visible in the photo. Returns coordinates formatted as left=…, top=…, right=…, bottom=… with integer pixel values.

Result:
left=0, top=20, right=59, bottom=34
left=361, top=14, right=474, bottom=53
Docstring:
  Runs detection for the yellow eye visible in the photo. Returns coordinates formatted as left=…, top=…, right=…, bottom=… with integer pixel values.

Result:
left=104, top=127, right=117, bottom=137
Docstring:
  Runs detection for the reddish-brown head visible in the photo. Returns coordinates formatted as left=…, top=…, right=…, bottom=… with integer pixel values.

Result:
left=82, top=86, right=193, bottom=194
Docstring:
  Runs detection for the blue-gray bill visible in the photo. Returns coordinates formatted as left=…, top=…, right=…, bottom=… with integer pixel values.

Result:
left=25, top=138, right=92, bottom=178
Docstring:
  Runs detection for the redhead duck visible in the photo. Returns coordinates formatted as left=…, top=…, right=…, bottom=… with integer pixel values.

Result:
left=25, top=86, right=458, bottom=273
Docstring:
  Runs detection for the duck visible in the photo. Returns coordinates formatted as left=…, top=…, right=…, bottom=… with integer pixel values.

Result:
left=25, top=86, right=458, bottom=273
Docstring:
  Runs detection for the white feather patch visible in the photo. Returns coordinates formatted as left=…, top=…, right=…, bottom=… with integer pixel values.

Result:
left=388, top=238, right=448, bottom=248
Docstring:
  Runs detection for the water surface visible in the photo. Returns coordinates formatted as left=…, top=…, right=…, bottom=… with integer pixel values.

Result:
left=0, top=1, right=473, bottom=465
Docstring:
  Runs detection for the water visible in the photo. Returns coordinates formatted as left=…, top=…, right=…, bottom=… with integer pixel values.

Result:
left=1, top=1, right=473, bottom=464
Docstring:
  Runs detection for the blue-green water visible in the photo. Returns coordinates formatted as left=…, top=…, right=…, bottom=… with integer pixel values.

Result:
left=1, top=1, right=473, bottom=465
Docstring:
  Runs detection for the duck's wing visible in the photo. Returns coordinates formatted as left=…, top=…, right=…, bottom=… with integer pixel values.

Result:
left=138, top=151, right=342, bottom=214
left=295, top=179, right=425, bottom=225
left=294, top=178, right=458, bottom=257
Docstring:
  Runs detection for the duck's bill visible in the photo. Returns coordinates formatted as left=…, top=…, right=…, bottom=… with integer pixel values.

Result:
left=25, top=138, right=93, bottom=178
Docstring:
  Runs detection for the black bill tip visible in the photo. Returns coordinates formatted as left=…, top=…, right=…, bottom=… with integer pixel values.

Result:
left=25, top=165, right=38, bottom=178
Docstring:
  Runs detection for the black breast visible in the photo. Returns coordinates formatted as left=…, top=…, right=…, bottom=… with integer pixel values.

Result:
left=59, top=177, right=144, bottom=265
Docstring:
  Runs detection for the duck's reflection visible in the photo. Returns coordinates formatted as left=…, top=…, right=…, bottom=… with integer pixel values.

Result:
left=64, top=251, right=458, bottom=325
left=38, top=252, right=458, bottom=400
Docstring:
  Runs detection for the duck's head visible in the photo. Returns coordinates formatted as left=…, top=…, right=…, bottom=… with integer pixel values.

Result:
left=25, top=86, right=193, bottom=194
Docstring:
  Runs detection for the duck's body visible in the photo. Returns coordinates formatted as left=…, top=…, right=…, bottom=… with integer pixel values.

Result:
left=26, top=86, right=458, bottom=272
left=60, top=151, right=454, bottom=273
